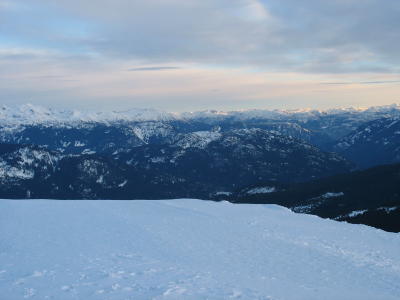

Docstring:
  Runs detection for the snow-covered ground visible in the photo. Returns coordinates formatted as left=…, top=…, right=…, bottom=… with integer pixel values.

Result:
left=0, top=199, right=399, bottom=300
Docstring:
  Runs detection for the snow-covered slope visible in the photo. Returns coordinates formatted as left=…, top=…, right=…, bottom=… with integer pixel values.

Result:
left=0, top=199, right=399, bottom=300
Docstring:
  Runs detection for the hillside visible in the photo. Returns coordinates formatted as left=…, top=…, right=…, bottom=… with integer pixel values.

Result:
left=333, top=117, right=400, bottom=168
left=230, top=163, right=400, bottom=232
left=0, top=131, right=351, bottom=199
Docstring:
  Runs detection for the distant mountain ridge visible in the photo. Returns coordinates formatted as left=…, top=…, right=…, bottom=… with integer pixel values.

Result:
left=1, top=103, right=400, bottom=156
left=0, top=104, right=176, bottom=126
left=1, top=103, right=400, bottom=231
left=1, top=103, right=400, bottom=127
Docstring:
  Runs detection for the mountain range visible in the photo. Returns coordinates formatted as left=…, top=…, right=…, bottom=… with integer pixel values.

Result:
left=0, top=103, right=399, bottom=231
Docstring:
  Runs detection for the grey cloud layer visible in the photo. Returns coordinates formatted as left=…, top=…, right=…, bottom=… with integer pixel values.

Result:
left=1, top=0, right=400, bottom=73
left=128, top=67, right=181, bottom=71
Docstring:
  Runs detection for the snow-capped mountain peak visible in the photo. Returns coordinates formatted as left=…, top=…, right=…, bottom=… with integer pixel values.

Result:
left=1, top=103, right=399, bottom=126
left=0, top=104, right=176, bottom=126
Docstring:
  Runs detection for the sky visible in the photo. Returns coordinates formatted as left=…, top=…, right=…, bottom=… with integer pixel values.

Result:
left=1, top=0, right=400, bottom=112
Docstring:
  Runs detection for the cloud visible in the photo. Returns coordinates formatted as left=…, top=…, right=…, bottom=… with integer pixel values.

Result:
left=128, top=66, right=181, bottom=71
left=1, top=0, right=400, bottom=111
left=322, top=80, right=400, bottom=85
left=0, top=1, right=25, bottom=10
left=2, top=0, right=400, bottom=74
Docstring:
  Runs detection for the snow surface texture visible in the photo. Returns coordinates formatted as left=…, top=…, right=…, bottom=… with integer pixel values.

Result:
left=0, top=199, right=400, bottom=300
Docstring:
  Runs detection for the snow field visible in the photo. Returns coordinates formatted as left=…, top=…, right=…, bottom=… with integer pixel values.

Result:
left=0, top=199, right=399, bottom=299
